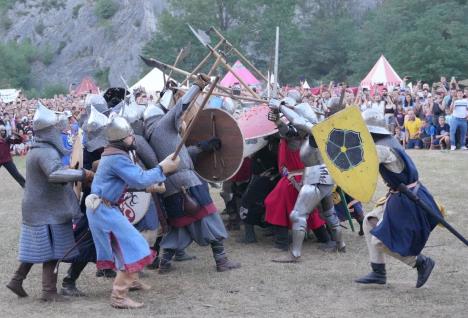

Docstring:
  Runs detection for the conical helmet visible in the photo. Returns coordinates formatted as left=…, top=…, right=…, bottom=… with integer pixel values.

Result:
left=87, top=106, right=109, bottom=133
left=85, top=94, right=108, bottom=114
left=105, top=115, right=133, bottom=142
left=33, top=102, right=58, bottom=131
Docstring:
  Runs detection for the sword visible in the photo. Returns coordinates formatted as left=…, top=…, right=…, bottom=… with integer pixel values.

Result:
left=54, top=229, right=91, bottom=274
left=397, top=183, right=468, bottom=246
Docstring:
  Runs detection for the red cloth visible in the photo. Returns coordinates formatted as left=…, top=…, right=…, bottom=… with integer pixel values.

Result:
left=264, top=139, right=325, bottom=230
left=230, top=158, right=252, bottom=182
left=0, top=138, right=12, bottom=164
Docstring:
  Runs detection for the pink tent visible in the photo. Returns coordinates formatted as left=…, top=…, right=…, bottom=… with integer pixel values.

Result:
left=220, top=60, right=260, bottom=87
left=360, top=55, right=402, bottom=88
left=75, top=76, right=99, bottom=96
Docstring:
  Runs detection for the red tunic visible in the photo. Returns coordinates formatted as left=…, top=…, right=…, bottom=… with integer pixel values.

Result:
left=264, top=139, right=324, bottom=230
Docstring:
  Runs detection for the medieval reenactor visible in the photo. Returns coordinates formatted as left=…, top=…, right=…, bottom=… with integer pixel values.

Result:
left=143, top=74, right=241, bottom=273
left=6, top=103, right=94, bottom=301
left=268, top=97, right=345, bottom=262
left=355, top=108, right=438, bottom=288
left=0, top=125, right=26, bottom=188
left=238, top=138, right=280, bottom=244
left=61, top=95, right=115, bottom=297
left=85, top=115, right=180, bottom=309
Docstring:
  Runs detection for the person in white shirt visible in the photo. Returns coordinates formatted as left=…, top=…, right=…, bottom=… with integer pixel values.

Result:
left=449, top=89, right=468, bottom=150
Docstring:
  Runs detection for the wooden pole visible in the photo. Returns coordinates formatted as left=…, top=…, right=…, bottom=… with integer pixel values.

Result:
left=180, top=40, right=225, bottom=87
left=172, top=76, right=220, bottom=159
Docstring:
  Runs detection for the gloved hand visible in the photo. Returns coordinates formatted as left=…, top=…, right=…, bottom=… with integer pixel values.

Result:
left=159, top=153, right=181, bottom=174
left=82, top=169, right=95, bottom=186
left=267, top=109, right=280, bottom=122
left=197, top=137, right=221, bottom=152
left=194, top=73, right=211, bottom=90
left=91, top=160, right=100, bottom=172
left=268, top=98, right=281, bottom=110
left=146, top=183, right=166, bottom=193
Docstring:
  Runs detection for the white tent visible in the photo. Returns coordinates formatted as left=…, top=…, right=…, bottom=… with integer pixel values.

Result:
left=0, top=89, right=20, bottom=103
left=131, top=68, right=173, bottom=96
left=302, top=80, right=310, bottom=89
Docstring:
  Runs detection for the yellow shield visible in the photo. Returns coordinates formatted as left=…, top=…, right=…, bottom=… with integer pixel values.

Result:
left=311, top=106, right=378, bottom=202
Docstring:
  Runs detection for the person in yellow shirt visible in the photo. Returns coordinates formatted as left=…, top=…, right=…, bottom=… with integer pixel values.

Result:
left=404, top=110, right=423, bottom=149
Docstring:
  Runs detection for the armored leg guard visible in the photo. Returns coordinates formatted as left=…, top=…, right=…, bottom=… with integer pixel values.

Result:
left=355, top=263, right=387, bottom=285
left=319, top=194, right=346, bottom=252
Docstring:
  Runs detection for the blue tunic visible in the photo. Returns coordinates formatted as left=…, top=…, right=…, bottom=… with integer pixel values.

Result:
left=371, top=147, right=441, bottom=256
left=86, top=149, right=166, bottom=272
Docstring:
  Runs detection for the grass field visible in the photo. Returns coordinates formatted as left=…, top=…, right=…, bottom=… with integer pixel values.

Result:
left=0, top=151, right=467, bottom=317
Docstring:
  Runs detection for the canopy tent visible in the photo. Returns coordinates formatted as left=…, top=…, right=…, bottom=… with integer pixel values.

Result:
left=302, top=80, right=310, bottom=89
left=0, top=89, right=20, bottom=103
left=360, top=55, right=402, bottom=89
left=74, top=76, right=99, bottom=96
left=131, top=68, right=173, bottom=96
left=220, top=60, right=260, bottom=88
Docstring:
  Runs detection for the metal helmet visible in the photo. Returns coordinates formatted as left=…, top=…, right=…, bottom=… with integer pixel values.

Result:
left=87, top=106, right=109, bottom=133
left=106, top=115, right=133, bottom=142
left=362, top=108, right=391, bottom=135
left=143, top=102, right=165, bottom=121
left=33, top=102, right=58, bottom=131
left=287, top=89, right=302, bottom=103
left=119, top=102, right=140, bottom=124
left=85, top=94, right=108, bottom=114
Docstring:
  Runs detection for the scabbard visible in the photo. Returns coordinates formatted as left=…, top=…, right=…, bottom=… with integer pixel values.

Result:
left=397, top=183, right=468, bottom=246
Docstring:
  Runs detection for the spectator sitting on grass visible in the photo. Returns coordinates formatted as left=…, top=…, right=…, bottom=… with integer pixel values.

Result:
left=420, top=118, right=435, bottom=149
left=404, top=110, right=423, bottom=149
left=433, top=116, right=450, bottom=150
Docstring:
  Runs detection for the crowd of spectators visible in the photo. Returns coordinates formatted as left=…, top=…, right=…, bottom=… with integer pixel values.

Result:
left=1, top=76, right=467, bottom=159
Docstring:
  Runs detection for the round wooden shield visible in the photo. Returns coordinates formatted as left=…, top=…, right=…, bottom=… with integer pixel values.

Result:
left=70, top=130, right=83, bottom=200
left=119, top=191, right=152, bottom=225
left=186, top=108, right=244, bottom=182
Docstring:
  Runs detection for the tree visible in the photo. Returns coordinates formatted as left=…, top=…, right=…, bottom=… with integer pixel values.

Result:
left=349, top=0, right=468, bottom=83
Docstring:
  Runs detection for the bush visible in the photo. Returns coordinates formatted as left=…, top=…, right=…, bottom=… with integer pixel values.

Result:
left=94, top=67, right=110, bottom=88
left=35, top=21, right=45, bottom=35
left=72, top=3, right=83, bottom=19
left=94, top=0, right=119, bottom=20
left=42, top=83, right=68, bottom=98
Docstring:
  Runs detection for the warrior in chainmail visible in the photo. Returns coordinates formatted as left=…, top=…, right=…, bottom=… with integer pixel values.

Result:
left=143, top=74, right=241, bottom=273
left=6, top=103, right=94, bottom=301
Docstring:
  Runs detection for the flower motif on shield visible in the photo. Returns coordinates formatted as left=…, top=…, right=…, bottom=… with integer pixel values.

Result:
left=326, top=129, right=364, bottom=171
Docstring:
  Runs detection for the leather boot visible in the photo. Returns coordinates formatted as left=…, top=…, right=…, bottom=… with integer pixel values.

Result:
left=273, top=226, right=289, bottom=251
left=215, top=257, right=241, bottom=272
left=41, top=261, right=68, bottom=302
left=225, top=200, right=241, bottom=231
left=237, top=223, right=257, bottom=244
left=96, top=268, right=117, bottom=278
left=312, top=225, right=331, bottom=243
left=111, top=272, right=144, bottom=309
left=414, top=255, right=435, bottom=288
left=129, top=279, right=151, bottom=292
left=174, top=250, right=196, bottom=262
left=355, top=263, right=387, bottom=285
left=61, top=262, right=87, bottom=297
left=6, top=262, right=33, bottom=297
